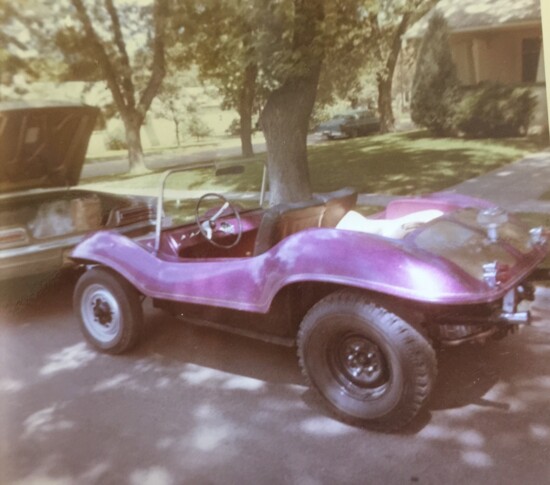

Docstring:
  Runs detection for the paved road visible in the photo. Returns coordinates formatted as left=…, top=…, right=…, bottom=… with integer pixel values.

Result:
left=0, top=276, right=549, bottom=484
left=80, top=142, right=271, bottom=180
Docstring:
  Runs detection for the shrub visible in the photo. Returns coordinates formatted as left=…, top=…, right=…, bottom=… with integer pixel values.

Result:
left=453, top=83, right=537, bottom=137
left=105, top=124, right=127, bottom=150
left=226, top=118, right=241, bottom=136
left=411, top=12, right=459, bottom=136
left=188, top=114, right=212, bottom=140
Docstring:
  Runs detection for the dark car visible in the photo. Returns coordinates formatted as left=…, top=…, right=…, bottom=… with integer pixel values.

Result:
left=316, top=110, right=380, bottom=140
left=71, top=161, right=549, bottom=431
left=0, top=101, right=155, bottom=282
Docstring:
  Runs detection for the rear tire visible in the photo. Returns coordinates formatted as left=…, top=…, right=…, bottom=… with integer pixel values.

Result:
left=297, top=290, right=436, bottom=431
left=74, top=267, right=143, bottom=354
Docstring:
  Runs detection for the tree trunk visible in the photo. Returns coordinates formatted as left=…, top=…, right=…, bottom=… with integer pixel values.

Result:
left=260, top=70, right=321, bottom=205
left=376, top=13, right=412, bottom=134
left=174, top=119, right=181, bottom=146
left=123, top=113, right=147, bottom=174
left=238, top=63, right=257, bottom=158
left=259, top=0, right=324, bottom=205
left=377, top=75, right=395, bottom=133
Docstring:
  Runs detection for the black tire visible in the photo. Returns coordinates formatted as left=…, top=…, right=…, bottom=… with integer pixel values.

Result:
left=297, top=290, right=436, bottom=431
left=73, top=267, right=143, bottom=354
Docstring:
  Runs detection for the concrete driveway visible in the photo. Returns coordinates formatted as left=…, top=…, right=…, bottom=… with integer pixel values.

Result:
left=0, top=276, right=549, bottom=484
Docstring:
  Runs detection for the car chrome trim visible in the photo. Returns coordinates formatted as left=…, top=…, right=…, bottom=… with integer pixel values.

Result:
left=0, top=220, right=152, bottom=260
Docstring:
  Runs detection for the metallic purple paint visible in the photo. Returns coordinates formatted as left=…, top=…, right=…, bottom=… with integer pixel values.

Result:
left=72, top=198, right=545, bottom=313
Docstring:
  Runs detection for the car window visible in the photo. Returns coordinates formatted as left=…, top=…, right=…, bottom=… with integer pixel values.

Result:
left=161, top=163, right=263, bottom=227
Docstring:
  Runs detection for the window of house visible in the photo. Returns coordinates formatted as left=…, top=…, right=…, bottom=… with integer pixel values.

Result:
left=522, top=37, right=542, bottom=83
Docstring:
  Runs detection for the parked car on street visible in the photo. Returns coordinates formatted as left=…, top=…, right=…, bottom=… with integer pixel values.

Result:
left=72, top=161, right=548, bottom=431
left=316, top=110, right=381, bottom=139
left=0, top=101, right=155, bottom=282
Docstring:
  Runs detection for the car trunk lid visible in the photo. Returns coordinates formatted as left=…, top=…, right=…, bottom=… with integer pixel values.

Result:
left=413, top=208, right=547, bottom=286
left=0, top=101, right=99, bottom=194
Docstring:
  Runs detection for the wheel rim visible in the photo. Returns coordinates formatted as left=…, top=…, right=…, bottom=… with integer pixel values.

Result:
left=328, top=332, right=389, bottom=398
left=335, top=335, right=387, bottom=387
left=81, top=284, right=121, bottom=343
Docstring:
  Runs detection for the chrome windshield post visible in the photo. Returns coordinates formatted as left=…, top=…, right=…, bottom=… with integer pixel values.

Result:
left=154, top=169, right=175, bottom=254
left=260, top=162, right=268, bottom=207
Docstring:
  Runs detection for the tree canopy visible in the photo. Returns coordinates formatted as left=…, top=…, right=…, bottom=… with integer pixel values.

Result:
left=0, top=0, right=436, bottom=202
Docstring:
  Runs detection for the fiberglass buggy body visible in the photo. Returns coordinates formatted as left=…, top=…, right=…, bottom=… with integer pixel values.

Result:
left=71, top=162, right=548, bottom=431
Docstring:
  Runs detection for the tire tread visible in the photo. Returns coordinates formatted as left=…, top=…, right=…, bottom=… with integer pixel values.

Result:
left=297, top=290, right=437, bottom=431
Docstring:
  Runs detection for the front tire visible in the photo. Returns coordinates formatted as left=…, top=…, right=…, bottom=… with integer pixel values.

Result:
left=74, top=267, right=143, bottom=354
left=297, top=291, right=436, bottom=431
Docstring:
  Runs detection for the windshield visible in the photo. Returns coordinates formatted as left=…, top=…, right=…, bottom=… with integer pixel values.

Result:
left=161, top=162, right=264, bottom=227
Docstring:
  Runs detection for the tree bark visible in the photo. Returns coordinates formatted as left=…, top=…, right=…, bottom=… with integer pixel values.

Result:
left=123, top=113, right=147, bottom=175
left=377, top=76, right=395, bottom=133
left=259, top=0, right=324, bottom=205
left=260, top=68, right=321, bottom=205
left=238, top=63, right=257, bottom=158
left=374, top=12, right=412, bottom=134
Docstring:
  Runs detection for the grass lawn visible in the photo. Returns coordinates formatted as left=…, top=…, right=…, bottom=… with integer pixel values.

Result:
left=81, top=130, right=548, bottom=196
left=86, top=133, right=266, bottom=163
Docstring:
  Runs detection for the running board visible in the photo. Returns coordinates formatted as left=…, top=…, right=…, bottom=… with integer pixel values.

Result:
left=174, top=314, right=296, bottom=347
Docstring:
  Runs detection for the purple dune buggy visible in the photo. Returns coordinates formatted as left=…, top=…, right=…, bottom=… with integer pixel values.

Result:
left=71, top=162, right=548, bottom=430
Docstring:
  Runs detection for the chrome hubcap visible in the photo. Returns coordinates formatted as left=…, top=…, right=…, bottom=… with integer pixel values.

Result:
left=338, top=336, right=386, bottom=387
left=81, top=284, right=121, bottom=343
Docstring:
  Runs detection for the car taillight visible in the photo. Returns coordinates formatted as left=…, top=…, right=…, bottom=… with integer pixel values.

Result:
left=0, top=227, right=29, bottom=248
left=112, top=206, right=154, bottom=226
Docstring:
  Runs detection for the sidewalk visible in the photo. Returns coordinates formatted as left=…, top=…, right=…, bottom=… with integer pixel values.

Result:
left=447, top=150, right=550, bottom=213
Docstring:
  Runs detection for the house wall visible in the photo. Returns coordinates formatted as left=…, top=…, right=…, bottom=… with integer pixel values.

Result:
left=450, top=26, right=543, bottom=85
left=449, top=25, right=547, bottom=131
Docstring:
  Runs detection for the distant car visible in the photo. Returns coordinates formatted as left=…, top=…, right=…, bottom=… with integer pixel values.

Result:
left=316, top=110, right=380, bottom=140
left=0, top=101, right=155, bottom=282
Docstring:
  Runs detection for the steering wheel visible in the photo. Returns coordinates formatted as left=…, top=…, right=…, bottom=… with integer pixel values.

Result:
left=195, top=193, right=243, bottom=248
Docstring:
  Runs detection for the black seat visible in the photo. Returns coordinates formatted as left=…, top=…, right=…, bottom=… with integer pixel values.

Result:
left=253, top=199, right=325, bottom=256
left=316, top=187, right=358, bottom=227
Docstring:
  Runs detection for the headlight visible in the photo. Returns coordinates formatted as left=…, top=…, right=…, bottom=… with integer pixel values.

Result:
left=477, top=207, right=508, bottom=242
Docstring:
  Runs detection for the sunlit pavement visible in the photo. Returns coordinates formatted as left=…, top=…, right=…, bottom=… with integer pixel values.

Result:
left=0, top=277, right=549, bottom=484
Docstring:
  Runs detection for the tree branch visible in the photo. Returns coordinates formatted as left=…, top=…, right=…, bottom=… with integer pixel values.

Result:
left=385, top=12, right=411, bottom=74
left=70, top=0, right=127, bottom=115
left=137, top=0, right=167, bottom=120
left=104, top=0, right=135, bottom=108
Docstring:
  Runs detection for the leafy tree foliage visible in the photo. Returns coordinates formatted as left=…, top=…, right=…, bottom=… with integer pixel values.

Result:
left=0, top=0, right=68, bottom=99
left=173, top=0, right=378, bottom=203
left=410, top=11, right=458, bottom=136
left=188, top=113, right=212, bottom=141
left=65, top=0, right=169, bottom=173
left=152, top=70, right=199, bottom=146
left=173, top=1, right=264, bottom=157
left=0, top=0, right=170, bottom=173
